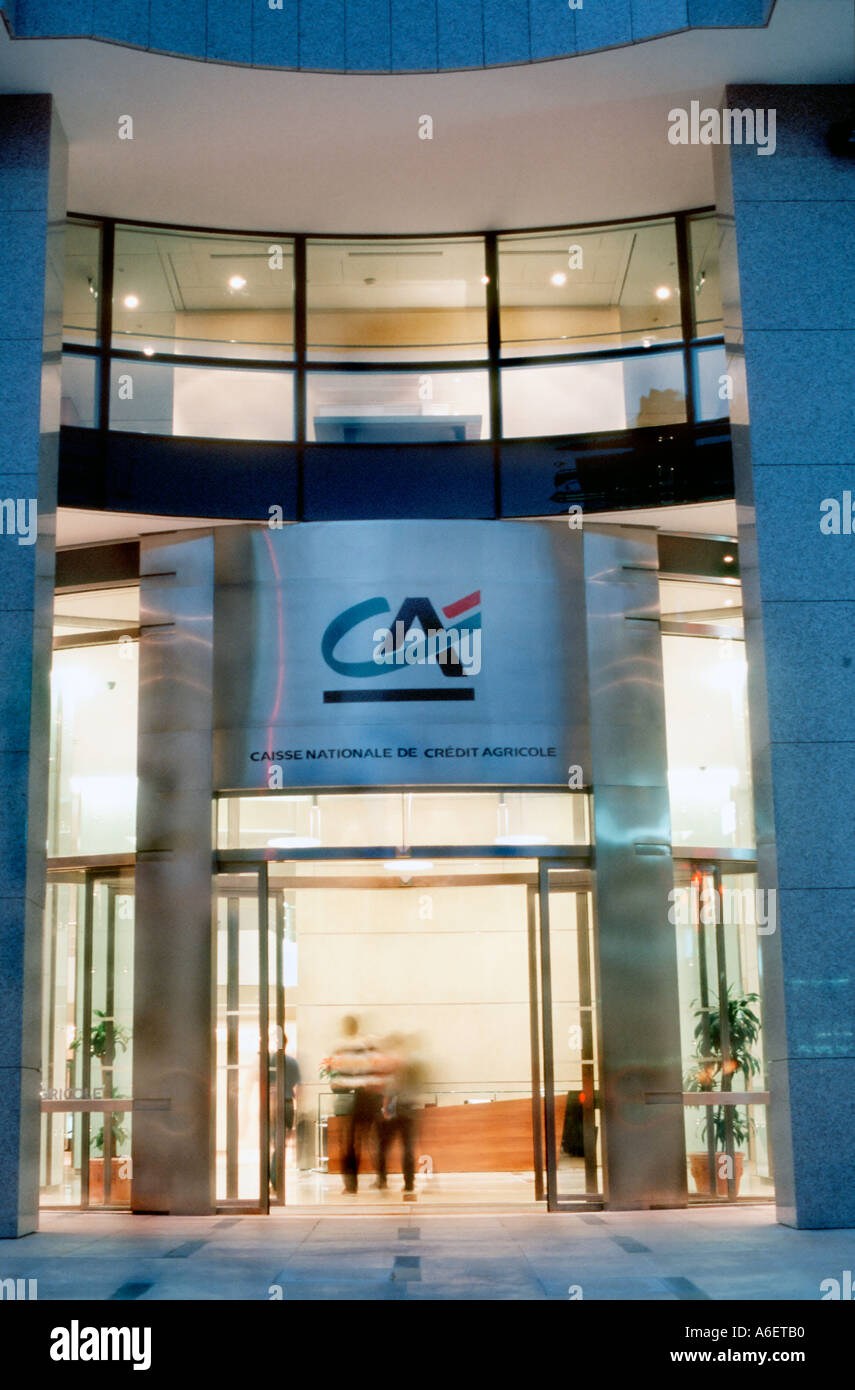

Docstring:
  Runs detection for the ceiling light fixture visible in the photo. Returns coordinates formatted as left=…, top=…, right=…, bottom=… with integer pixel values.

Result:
left=551, top=271, right=567, bottom=287
left=123, top=294, right=139, bottom=309
left=142, top=346, right=155, bottom=357
left=655, top=286, right=672, bottom=301
left=228, top=275, right=247, bottom=291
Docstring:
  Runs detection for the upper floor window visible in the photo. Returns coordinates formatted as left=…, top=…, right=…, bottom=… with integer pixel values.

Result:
left=306, top=236, right=488, bottom=363
left=498, top=218, right=682, bottom=358
left=112, top=226, right=295, bottom=360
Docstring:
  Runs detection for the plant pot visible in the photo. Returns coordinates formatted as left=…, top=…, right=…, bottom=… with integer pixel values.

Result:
left=689, top=1150, right=744, bottom=1197
left=332, top=1093, right=354, bottom=1117
left=89, top=1157, right=131, bottom=1205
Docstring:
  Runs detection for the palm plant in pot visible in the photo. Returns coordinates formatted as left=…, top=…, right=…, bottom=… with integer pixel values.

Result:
left=686, top=987, right=761, bottom=1196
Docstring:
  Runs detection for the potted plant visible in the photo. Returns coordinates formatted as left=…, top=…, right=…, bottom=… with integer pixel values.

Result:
left=686, top=987, right=761, bottom=1196
left=70, top=1010, right=133, bottom=1203
left=88, top=1114, right=132, bottom=1202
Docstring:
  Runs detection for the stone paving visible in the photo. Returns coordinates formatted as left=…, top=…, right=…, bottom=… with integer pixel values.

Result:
left=0, top=1205, right=852, bottom=1301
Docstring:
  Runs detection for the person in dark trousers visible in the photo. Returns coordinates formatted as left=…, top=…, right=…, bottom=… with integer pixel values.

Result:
left=324, top=1016, right=393, bottom=1194
left=283, top=1034, right=301, bottom=1140
left=270, top=1032, right=302, bottom=1195
left=376, top=1034, right=425, bottom=1200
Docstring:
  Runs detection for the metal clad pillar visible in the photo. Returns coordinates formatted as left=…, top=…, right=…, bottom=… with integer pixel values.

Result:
left=132, top=531, right=215, bottom=1213
left=584, top=525, right=687, bottom=1209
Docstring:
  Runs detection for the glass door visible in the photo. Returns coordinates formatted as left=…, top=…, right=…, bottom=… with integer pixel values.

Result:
left=215, top=850, right=600, bottom=1213
left=266, top=857, right=540, bottom=1208
left=537, top=863, right=602, bottom=1210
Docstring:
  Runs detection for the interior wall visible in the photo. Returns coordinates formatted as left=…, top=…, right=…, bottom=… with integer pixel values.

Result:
left=292, top=881, right=535, bottom=1111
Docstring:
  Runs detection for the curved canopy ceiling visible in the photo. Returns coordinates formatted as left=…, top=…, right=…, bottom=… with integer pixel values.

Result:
left=0, top=0, right=850, bottom=233
left=3, top=0, right=778, bottom=73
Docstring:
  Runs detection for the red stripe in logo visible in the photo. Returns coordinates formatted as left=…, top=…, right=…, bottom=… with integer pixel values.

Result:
left=442, top=589, right=480, bottom=620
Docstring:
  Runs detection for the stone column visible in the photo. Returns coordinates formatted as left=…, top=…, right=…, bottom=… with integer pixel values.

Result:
left=0, top=95, right=67, bottom=1239
left=714, top=84, right=855, bottom=1228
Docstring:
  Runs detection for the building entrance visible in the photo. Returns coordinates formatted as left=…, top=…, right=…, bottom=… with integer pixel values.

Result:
left=214, top=853, right=600, bottom=1212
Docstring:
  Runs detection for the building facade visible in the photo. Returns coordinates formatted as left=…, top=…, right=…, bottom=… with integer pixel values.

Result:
left=0, top=0, right=853, bottom=1234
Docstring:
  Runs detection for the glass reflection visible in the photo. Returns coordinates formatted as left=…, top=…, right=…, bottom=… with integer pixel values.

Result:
left=307, top=237, right=488, bottom=362
left=499, top=219, right=682, bottom=357
left=112, top=226, right=295, bottom=359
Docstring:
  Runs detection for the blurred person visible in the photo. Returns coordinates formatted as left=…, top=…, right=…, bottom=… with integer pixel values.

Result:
left=269, top=1031, right=301, bottom=1195
left=376, top=1034, right=427, bottom=1200
left=324, top=1015, right=394, bottom=1194
left=283, top=1033, right=301, bottom=1152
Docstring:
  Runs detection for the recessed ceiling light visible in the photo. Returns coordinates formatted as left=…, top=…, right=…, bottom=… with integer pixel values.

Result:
left=228, top=275, right=247, bottom=291
left=142, top=346, right=155, bottom=357
left=723, top=554, right=735, bottom=564
left=481, top=275, right=490, bottom=285
left=123, top=294, right=139, bottom=309
left=655, top=286, right=672, bottom=301
left=551, top=271, right=567, bottom=287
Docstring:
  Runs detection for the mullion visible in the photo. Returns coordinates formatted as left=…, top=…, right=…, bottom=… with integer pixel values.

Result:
left=675, top=211, right=698, bottom=428
left=97, top=220, right=115, bottom=433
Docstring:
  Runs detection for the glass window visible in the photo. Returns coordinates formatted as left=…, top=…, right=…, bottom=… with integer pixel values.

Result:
left=501, top=350, right=686, bottom=438
left=61, top=354, right=98, bottom=428
left=62, top=219, right=101, bottom=346
left=498, top=219, right=681, bottom=358
left=306, top=369, right=489, bottom=442
left=48, top=639, right=139, bottom=857
left=662, top=631, right=754, bottom=851
left=217, top=790, right=589, bottom=850
left=688, top=213, right=723, bottom=338
left=112, top=226, right=294, bottom=360
left=659, top=578, right=741, bottom=626
left=109, top=359, right=295, bottom=440
left=215, top=873, right=263, bottom=1202
left=41, top=874, right=135, bottom=1209
left=674, top=864, right=771, bottom=1200
left=307, top=237, right=488, bottom=362
left=693, top=343, right=730, bottom=421
left=54, top=587, right=139, bottom=638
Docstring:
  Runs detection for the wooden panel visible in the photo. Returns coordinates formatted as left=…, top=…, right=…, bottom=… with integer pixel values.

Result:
left=327, top=1094, right=567, bottom=1173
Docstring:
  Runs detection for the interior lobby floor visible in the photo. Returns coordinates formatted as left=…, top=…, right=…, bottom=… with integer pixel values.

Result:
left=6, top=1206, right=852, bottom=1301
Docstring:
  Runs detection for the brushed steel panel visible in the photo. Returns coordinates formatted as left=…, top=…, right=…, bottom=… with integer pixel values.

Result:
left=133, top=530, right=216, bottom=1214
left=213, top=520, right=591, bottom=790
left=584, top=526, right=687, bottom=1209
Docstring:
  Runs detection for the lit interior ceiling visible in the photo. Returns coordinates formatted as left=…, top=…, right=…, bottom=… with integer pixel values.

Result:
left=61, top=219, right=697, bottom=322
left=55, top=501, right=738, bottom=550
